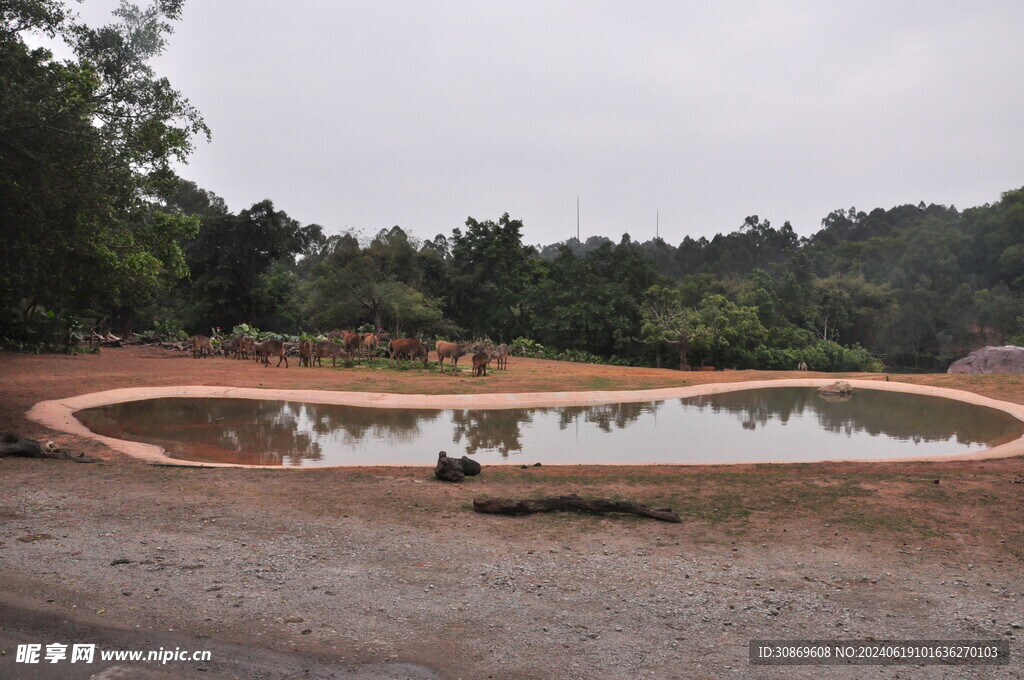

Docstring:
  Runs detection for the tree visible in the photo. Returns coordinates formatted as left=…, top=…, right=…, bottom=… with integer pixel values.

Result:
left=0, top=0, right=208, bottom=337
left=688, top=294, right=767, bottom=367
left=640, top=285, right=697, bottom=370
left=182, top=199, right=322, bottom=328
left=448, top=213, right=536, bottom=340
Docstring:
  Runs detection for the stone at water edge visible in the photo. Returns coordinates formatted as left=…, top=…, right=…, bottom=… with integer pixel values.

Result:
left=460, top=456, right=481, bottom=476
left=816, top=381, right=853, bottom=395
left=434, top=451, right=465, bottom=482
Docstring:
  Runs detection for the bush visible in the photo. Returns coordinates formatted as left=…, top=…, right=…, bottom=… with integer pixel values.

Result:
left=0, top=308, right=86, bottom=353
left=744, top=341, right=881, bottom=372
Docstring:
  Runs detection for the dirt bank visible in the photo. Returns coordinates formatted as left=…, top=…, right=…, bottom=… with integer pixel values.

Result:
left=1, top=347, right=1022, bottom=679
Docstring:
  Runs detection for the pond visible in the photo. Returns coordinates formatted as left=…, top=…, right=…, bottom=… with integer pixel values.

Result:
left=73, top=387, right=1024, bottom=466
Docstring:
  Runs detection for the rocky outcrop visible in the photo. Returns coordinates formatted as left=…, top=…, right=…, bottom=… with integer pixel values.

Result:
left=948, top=346, right=1024, bottom=374
left=816, top=381, right=853, bottom=396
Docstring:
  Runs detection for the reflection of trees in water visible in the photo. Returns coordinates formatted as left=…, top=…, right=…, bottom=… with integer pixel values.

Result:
left=680, top=388, right=1023, bottom=444
left=555, top=402, right=654, bottom=433
left=449, top=402, right=655, bottom=457
left=78, top=398, right=325, bottom=465
left=304, top=404, right=440, bottom=447
left=451, top=409, right=532, bottom=456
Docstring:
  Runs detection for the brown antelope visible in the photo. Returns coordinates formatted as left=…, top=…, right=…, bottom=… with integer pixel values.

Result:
left=361, top=330, right=390, bottom=358
left=254, top=338, right=288, bottom=367
left=435, top=341, right=473, bottom=372
left=340, top=330, right=362, bottom=356
left=471, top=350, right=490, bottom=377
left=313, top=340, right=347, bottom=367
left=190, top=334, right=213, bottom=359
left=240, top=336, right=254, bottom=360
left=387, top=338, right=429, bottom=365
left=298, top=340, right=313, bottom=367
left=490, top=343, right=509, bottom=370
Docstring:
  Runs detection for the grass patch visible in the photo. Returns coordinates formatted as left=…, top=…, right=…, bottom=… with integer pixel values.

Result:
left=835, top=509, right=938, bottom=536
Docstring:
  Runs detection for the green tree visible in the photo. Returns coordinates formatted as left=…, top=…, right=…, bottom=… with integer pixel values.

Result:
left=640, top=285, right=697, bottom=370
left=0, top=0, right=208, bottom=338
left=448, top=213, right=536, bottom=339
left=688, top=294, right=767, bottom=368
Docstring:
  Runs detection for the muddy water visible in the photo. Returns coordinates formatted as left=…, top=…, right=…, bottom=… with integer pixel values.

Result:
left=73, top=388, right=1024, bottom=466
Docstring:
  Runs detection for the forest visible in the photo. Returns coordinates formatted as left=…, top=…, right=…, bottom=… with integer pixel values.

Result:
left=3, top=1, right=1023, bottom=371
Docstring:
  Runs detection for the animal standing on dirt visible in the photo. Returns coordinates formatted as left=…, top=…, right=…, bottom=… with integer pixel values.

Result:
left=490, top=343, right=509, bottom=370
left=298, top=340, right=313, bottom=367
left=387, top=338, right=429, bottom=365
left=798, top=361, right=808, bottom=371
left=313, top=340, right=347, bottom=367
left=435, top=341, right=473, bottom=372
left=472, top=350, right=491, bottom=377
left=254, top=338, right=288, bottom=367
left=190, top=334, right=213, bottom=359
left=223, top=335, right=244, bottom=359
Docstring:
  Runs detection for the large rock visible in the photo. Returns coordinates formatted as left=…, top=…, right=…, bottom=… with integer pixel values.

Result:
left=948, top=346, right=1024, bottom=374
left=434, top=451, right=482, bottom=482
left=434, top=452, right=465, bottom=482
left=816, top=381, right=853, bottom=396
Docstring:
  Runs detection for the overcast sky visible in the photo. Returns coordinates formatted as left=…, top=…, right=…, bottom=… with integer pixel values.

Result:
left=60, top=1, right=1024, bottom=246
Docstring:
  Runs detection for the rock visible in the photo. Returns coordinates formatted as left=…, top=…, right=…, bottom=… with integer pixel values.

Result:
left=460, top=456, right=481, bottom=476
left=434, top=452, right=465, bottom=482
left=817, top=381, right=853, bottom=396
left=948, top=345, right=1024, bottom=374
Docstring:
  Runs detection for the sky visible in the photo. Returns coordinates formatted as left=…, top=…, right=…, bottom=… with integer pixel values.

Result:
left=48, top=0, right=1024, bottom=246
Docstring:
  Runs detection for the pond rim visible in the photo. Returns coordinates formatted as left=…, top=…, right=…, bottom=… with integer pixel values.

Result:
left=27, top=379, right=1024, bottom=468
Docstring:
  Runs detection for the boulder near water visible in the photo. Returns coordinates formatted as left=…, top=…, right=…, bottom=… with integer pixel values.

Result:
left=947, top=346, right=1024, bottom=374
left=816, top=381, right=853, bottom=396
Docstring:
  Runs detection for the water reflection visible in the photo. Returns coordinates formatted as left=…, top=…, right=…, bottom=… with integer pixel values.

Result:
left=74, top=389, right=1024, bottom=467
left=452, top=409, right=531, bottom=456
left=679, top=389, right=1021, bottom=445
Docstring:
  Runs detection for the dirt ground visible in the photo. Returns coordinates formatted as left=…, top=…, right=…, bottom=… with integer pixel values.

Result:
left=1, top=346, right=1022, bottom=679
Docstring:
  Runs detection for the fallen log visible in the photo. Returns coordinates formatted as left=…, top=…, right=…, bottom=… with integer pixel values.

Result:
left=0, top=433, right=100, bottom=462
left=473, top=494, right=681, bottom=523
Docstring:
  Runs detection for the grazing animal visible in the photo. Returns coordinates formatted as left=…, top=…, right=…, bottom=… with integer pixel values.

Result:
left=472, top=350, right=490, bottom=377
left=240, top=336, right=254, bottom=360
left=435, top=341, right=473, bottom=372
left=222, top=335, right=240, bottom=358
left=361, top=331, right=390, bottom=358
left=490, top=343, right=509, bottom=370
left=797, top=361, right=808, bottom=371
left=341, top=330, right=362, bottom=356
left=313, top=340, right=347, bottom=367
left=254, top=338, right=288, bottom=367
left=190, top=334, right=213, bottom=359
left=298, top=340, right=313, bottom=367
left=387, top=338, right=429, bottom=365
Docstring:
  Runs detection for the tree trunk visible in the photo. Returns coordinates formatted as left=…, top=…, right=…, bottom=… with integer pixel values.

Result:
left=678, top=331, right=690, bottom=371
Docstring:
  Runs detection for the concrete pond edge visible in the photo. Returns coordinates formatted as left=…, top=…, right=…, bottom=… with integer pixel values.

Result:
left=25, top=379, right=1024, bottom=468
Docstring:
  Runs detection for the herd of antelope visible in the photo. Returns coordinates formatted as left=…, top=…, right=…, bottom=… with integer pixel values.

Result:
left=187, top=331, right=510, bottom=376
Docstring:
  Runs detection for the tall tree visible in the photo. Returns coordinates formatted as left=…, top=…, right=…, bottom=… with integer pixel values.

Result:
left=0, top=0, right=208, bottom=335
